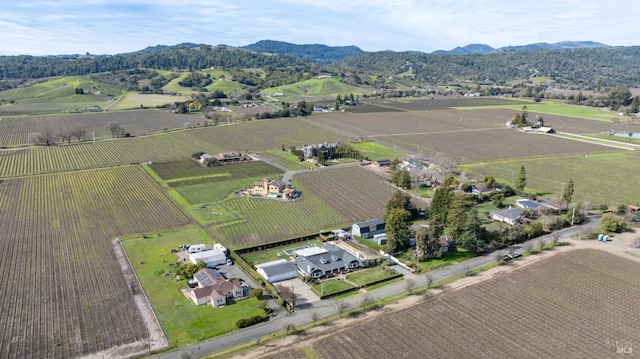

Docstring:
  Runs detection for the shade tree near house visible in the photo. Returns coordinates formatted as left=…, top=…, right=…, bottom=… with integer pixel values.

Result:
left=383, top=207, right=411, bottom=253
left=458, top=207, right=490, bottom=254
left=599, top=213, right=626, bottom=233
left=414, top=225, right=442, bottom=260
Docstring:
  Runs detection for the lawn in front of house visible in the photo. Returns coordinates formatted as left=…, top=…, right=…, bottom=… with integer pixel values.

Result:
left=346, top=266, right=402, bottom=286
left=122, top=226, right=266, bottom=348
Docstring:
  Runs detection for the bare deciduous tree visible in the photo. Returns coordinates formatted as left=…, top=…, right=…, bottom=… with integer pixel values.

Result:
left=425, top=273, right=434, bottom=289
left=29, top=127, right=57, bottom=146
left=405, top=279, right=416, bottom=294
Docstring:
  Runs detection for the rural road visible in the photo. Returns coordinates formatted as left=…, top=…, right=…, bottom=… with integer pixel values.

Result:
left=152, top=218, right=599, bottom=359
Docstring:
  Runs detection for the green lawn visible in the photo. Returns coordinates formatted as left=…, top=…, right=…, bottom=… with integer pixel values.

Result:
left=311, top=278, right=356, bottom=296
left=122, top=227, right=266, bottom=348
left=346, top=267, right=401, bottom=286
left=349, top=141, right=397, bottom=160
left=397, top=248, right=477, bottom=272
left=260, top=150, right=316, bottom=170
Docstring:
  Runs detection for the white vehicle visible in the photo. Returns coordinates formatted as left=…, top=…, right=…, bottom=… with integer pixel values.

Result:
left=188, top=244, right=207, bottom=253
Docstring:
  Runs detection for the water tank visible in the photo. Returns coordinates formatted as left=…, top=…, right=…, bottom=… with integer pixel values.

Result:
left=597, top=234, right=604, bottom=241
left=603, top=235, right=609, bottom=242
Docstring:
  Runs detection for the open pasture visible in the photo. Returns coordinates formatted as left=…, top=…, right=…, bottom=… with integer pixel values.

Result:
left=0, top=166, right=190, bottom=359
left=262, top=78, right=373, bottom=98
left=109, top=93, right=190, bottom=110
left=0, top=109, right=197, bottom=146
left=455, top=100, right=620, bottom=121
left=0, top=76, right=123, bottom=114
left=262, top=249, right=640, bottom=358
left=462, top=151, right=640, bottom=205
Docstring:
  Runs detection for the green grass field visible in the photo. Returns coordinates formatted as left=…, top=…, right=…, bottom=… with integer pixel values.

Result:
left=349, top=141, right=397, bottom=160
left=110, top=92, right=189, bottom=110
left=454, top=100, right=617, bottom=121
left=346, top=267, right=401, bottom=286
left=262, top=78, right=374, bottom=99
left=122, top=227, right=265, bottom=348
left=460, top=151, right=640, bottom=206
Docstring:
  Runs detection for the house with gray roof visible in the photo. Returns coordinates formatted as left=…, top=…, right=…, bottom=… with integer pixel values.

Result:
left=294, top=243, right=362, bottom=279
left=490, top=208, right=523, bottom=225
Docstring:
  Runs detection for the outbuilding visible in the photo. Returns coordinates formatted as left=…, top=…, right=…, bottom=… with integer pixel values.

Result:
left=255, top=259, right=298, bottom=283
left=189, top=249, right=227, bottom=267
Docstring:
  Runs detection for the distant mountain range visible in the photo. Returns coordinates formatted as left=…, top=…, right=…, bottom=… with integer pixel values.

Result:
left=432, top=41, right=610, bottom=55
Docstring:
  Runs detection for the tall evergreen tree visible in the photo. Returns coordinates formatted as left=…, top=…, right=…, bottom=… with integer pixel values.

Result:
left=562, top=178, right=575, bottom=206
left=514, top=165, right=526, bottom=192
left=384, top=208, right=411, bottom=253
left=428, top=176, right=456, bottom=237
left=458, top=207, right=487, bottom=254
left=415, top=226, right=441, bottom=260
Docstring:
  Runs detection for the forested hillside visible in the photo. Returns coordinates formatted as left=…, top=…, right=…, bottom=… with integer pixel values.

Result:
left=242, top=40, right=363, bottom=64
left=336, top=46, right=640, bottom=90
left=1, top=43, right=640, bottom=92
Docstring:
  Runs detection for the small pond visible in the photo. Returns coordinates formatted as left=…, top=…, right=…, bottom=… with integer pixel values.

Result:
left=612, top=132, right=640, bottom=139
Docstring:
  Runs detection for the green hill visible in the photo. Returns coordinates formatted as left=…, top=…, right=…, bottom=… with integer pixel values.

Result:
left=262, top=77, right=373, bottom=98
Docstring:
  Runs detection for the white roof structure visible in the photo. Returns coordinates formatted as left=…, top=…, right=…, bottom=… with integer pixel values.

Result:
left=190, top=249, right=227, bottom=265
left=294, top=247, right=327, bottom=257
left=255, top=259, right=288, bottom=269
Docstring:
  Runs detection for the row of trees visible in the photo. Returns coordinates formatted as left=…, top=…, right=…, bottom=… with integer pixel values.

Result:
left=30, top=127, right=87, bottom=146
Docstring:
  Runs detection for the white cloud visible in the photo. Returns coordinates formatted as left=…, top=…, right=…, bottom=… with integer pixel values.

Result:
left=0, top=0, right=638, bottom=55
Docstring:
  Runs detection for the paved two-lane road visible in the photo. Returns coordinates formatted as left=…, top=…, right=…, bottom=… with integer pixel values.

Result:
left=153, top=219, right=599, bottom=359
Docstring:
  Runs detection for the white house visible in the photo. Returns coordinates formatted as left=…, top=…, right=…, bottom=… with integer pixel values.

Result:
left=255, top=259, right=298, bottom=283
left=352, top=219, right=386, bottom=239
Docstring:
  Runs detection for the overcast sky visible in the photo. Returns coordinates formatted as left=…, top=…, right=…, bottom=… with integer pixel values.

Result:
left=1, top=0, right=637, bottom=56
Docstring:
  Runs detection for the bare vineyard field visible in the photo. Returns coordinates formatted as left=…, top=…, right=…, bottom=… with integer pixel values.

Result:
left=260, top=249, right=640, bottom=358
left=0, top=109, right=194, bottom=146
left=295, top=166, right=428, bottom=220
left=0, top=131, right=225, bottom=178
left=185, top=118, right=351, bottom=152
left=0, top=166, right=190, bottom=359
left=314, top=108, right=640, bottom=139
left=0, top=118, right=352, bottom=178
left=150, top=160, right=281, bottom=184
left=381, top=130, right=612, bottom=162
left=372, top=97, right=525, bottom=111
